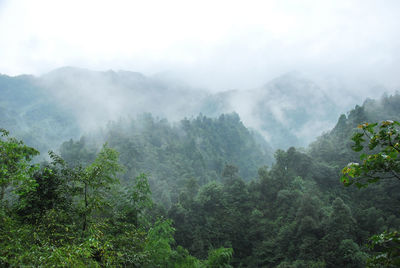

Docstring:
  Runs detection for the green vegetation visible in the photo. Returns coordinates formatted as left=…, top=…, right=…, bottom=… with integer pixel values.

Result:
left=0, top=74, right=80, bottom=154
left=1, top=89, right=400, bottom=267
left=341, top=120, right=400, bottom=187
left=0, top=131, right=233, bottom=266
left=59, top=113, right=273, bottom=206
left=341, top=119, right=400, bottom=267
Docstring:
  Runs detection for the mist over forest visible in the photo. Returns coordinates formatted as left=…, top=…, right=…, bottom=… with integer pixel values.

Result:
left=2, top=65, right=400, bottom=267
left=2, top=66, right=395, bottom=152
left=1, top=0, right=400, bottom=267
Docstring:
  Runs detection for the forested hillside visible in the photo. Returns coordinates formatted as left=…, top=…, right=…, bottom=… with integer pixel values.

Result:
left=0, top=68, right=369, bottom=152
left=202, top=72, right=341, bottom=149
left=165, top=94, right=400, bottom=266
left=2, top=0, right=400, bottom=265
left=0, top=74, right=79, bottom=153
left=59, top=113, right=273, bottom=207
left=1, top=71, right=400, bottom=266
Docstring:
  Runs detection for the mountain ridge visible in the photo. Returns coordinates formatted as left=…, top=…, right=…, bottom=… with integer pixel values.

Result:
left=0, top=66, right=392, bottom=152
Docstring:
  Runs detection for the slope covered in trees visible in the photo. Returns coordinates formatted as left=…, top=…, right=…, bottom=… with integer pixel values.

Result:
left=1, top=75, right=400, bottom=266
left=166, top=93, right=400, bottom=266
left=59, top=113, right=273, bottom=207
left=0, top=74, right=79, bottom=153
left=1, top=67, right=374, bottom=152
left=0, top=130, right=234, bottom=266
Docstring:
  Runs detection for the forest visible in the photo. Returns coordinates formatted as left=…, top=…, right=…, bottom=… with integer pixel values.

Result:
left=1, top=71, right=400, bottom=267
left=2, top=0, right=400, bottom=266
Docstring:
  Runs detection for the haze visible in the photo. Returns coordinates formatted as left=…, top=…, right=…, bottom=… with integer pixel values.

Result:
left=0, top=0, right=399, bottom=92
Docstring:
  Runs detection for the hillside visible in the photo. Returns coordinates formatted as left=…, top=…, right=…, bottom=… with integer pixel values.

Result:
left=1, top=81, right=400, bottom=266
left=0, top=67, right=371, bottom=152
left=0, top=74, right=79, bottom=153
left=59, top=113, right=273, bottom=206
left=167, top=93, right=400, bottom=266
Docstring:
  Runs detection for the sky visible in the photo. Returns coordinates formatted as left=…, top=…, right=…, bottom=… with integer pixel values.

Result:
left=0, top=0, right=399, bottom=91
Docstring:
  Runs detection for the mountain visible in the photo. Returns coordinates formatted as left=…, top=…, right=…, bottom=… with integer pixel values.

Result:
left=39, top=67, right=361, bottom=150
left=2, top=67, right=400, bottom=266
left=201, top=72, right=341, bottom=149
left=59, top=113, right=273, bottom=206
left=0, top=73, right=79, bottom=153
left=39, top=67, right=209, bottom=129
left=2, top=67, right=386, bottom=152
left=0, top=67, right=210, bottom=153
left=253, top=72, right=340, bottom=148
left=309, top=93, right=400, bottom=169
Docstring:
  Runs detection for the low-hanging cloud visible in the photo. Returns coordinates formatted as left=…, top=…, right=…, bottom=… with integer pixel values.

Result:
left=1, top=0, right=399, bottom=151
left=0, top=0, right=399, bottom=93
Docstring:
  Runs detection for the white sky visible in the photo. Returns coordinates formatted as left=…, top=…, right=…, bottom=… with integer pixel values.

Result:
left=0, top=0, right=399, bottom=90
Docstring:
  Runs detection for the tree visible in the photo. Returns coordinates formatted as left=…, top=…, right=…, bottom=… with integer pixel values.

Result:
left=16, top=156, right=73, bottom=224
left=341, top=120, right=400, bottom=188
left=205, top=247, right=233, bottom=268
left=367, top=231, right=400, bottom=267
left=0, top=128, right=39, bottom=204
left=222, top=164, right=239, bottom=181
left=60, top=137, right=96, bottom=168
left=77, top=143, right=123, bottom=232
left=321, top=198, right=358, bottom=266
left=341, top=120, right=400, bottom=266
left=119, top=173, right=153, bottom=227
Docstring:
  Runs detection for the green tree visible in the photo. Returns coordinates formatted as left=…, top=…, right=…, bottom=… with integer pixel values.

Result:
left=205, top=247, right=233, bottom=268
left=342, top=120, right=400, bottom=266
left=341, top=120, right=400, bottom=188
left=0, top=128, right=39, bottom=204
left=16, top=156, right=73, bottom=224
left=321, top=198, right=358, bottom=267
left=119, top=173, right=153, bottom=227
left=60, top=137, right=96, bottom=168
left=77, top=143, right=123, bottom=232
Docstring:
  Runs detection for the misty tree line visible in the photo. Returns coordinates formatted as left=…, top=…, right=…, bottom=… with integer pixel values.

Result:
left=1, top=93, right=400, bottom=266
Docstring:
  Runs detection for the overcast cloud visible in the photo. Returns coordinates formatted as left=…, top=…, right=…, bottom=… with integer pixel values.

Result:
left=0, top=0, right=399, bottom=91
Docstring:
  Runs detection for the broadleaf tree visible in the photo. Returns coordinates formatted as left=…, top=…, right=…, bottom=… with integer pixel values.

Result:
left=341, top=120, right=400, bottom=266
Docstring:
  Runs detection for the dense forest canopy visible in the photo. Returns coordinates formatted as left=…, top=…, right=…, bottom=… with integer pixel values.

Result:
left=1, top=0, right=400, bottom=266
left=59, top=113, right=273, bottom=207
left=1, top=68, right=400, bottom=267
left=0, top=68, right=371, bottom=152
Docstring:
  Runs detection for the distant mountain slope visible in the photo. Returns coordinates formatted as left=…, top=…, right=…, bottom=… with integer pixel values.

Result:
left=39, top=67, right=208, bottom=130
left=201, top=72, right=341, bottom=149
left=2, top=67, right=388, bottom=152
left=38, top=67, right=356, bottom=150
left=59, top=113, right=273, bottom=206
left=309, top=92, right=400, bottom=187
left=254, top=72, right=340, bottom=148
left=0, top=74, right=79, bottom=153
left=1, top=67, right=210, bottom=153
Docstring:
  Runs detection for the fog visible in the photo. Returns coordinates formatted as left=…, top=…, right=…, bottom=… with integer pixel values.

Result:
left=1, top=0, right=400, bottom=149
left=0, top=0, right=399, bottom=92
left=37, top=67, right=208, bottom=131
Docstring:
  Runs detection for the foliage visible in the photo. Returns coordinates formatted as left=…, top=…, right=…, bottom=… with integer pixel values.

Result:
left=341, top=120, right=400, bottom=188
left=0, top=128, right=39, bottom=204
left=144, top=218, right=176, bottom=267
left=126, top=173, right=154, bottom=227
left=367, top=231, right=400, bottom=267
left=78, top=143, right=124, bottom=232
left=206, top=247, right=234, bottom=268
left=0, top=74, right=80, bottom=155
left=3, top=93, right=400, bottom=267
left=61, top=113, right=273, bottom=207
left=0, top=129, right=224, bottom=267
left=342, top=119, right=400, bottom=267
